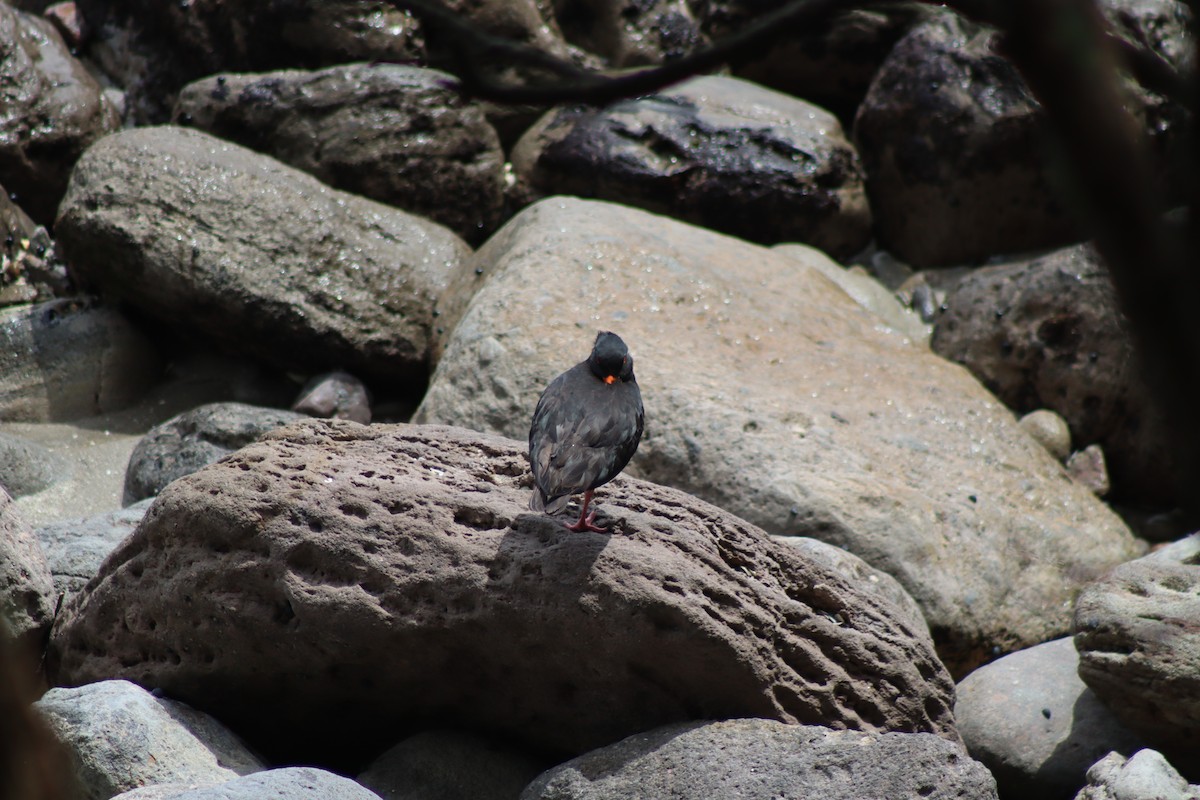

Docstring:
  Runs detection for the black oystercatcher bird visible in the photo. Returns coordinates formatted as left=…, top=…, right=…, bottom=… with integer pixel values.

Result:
left=528, top=331, right=644, bottom=532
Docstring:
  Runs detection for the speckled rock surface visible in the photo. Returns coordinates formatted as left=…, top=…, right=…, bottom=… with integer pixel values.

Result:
left=56, top=126, right=470, bottom=390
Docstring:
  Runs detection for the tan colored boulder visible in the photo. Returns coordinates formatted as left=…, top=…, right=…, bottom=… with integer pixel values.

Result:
left=417, top=197, right=1141, bottom=675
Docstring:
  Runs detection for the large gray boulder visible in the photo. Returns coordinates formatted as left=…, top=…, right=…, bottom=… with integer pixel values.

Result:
left=521, top=719, right=997, bottom=800
left=49, top=420, right=956, bottom=763
left=955, top=637, right=1145, bottom=800
left=35, top=679, right=265, bottom=800
left=416, top=197, right=1141, bottom=675
left=55, top=126, right=470, bottom=389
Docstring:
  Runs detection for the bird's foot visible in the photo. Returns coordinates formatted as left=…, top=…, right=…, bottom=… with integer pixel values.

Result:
left=565, top=510, right=608, bottom=533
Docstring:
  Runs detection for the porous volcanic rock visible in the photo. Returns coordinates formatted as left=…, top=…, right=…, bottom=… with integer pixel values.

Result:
left=49, top=420, right=956, bottom=763
left=55, top=126, right=470, bottom=390
left=931, top=243, right=1172, bottom=505
left=417, top=197, right=1141, bottom=675
left=1074, top=534, right=1200, bottom=769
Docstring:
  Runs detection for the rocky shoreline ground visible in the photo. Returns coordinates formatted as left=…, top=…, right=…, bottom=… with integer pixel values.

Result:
left=1, top=0, right=1197, bottom=799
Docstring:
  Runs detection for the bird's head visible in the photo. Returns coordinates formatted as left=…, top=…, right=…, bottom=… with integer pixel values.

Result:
left=588, top=331, right=634, bottom=384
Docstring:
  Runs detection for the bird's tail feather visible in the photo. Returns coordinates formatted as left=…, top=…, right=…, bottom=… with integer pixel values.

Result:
left=529, top=489, right=571, bottom=515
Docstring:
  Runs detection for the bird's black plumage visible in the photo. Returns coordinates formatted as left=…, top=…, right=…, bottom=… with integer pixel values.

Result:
left=528, top=331, right=644, bottom=531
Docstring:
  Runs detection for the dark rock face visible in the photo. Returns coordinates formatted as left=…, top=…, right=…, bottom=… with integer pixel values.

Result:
left=930, top=243, right=1172, bottom=505
left=511, top=75, right=871, bottom=260
left=0, top=4, right=122, bottom=224
left=77, top=0, right=424, bottom=123
left=853, top=11, right=1078, bottom=267
left=123, top=402, right=306, bottom=505
left=49, top=420, right=957, bottom=763
left=522, top=719, right=998, bottom=800
left=1073, top=534, right=1200, bottom=768
left=55, top=126, right=470, bottom=390
left=554, top=0, right=706, bottom=67
left=705, top=4, right=925, bottom=120
left=174, top=64, right=506, bottom=245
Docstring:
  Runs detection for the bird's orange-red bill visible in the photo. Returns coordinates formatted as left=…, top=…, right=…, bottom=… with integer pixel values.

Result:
left=604, top=375, right=616, bottom=384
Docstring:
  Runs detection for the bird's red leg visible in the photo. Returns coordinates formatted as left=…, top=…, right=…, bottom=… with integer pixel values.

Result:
left=565, top=489, right=608, bottom=533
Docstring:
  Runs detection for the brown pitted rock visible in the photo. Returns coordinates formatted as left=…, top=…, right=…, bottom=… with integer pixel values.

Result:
left=417, top=197, right=1141, bottom=677
left=55, top=126, right=470, bottom=391
left=173, top=64, right=505, bottom=245
left=76, top=0, right=424, bottom=124
left=0, top=298, right=163, bottom=422
left=554, top=0, right=705, bottom=67
left=853, top=10, right=1079, bottom=267
left=702, top=3, right=926, bottom=121
left=930, top=243, right=1172, bottom=506
left=0, top=4, right=121, bottom=224
left=48, top=419, right=957, bottom=764
left=1, top=486, right=56, bottom=648
left=522, top=719, right=997, bottom=800
left=1074, top=534, right=1200, bottom=768
left=510, top=75, right=872, bottom=260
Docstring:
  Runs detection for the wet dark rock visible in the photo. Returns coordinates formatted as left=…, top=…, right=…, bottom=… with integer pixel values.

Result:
left=554, top=0, right=706, bottom=67
left=123, top=402, right=305, bottom=506
left=930, top=242, right=1172, bottom=505
left=0, top=3, right=122, bottom=224
left=511, top=75, right=872, bottom=260
left=174, top=64, right=505, bottom=245
left=853, top=10, right=1079, bottom=266
left=704, top=3, right=926, bottom=120
left=78, top=0, right=424, bottom=124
